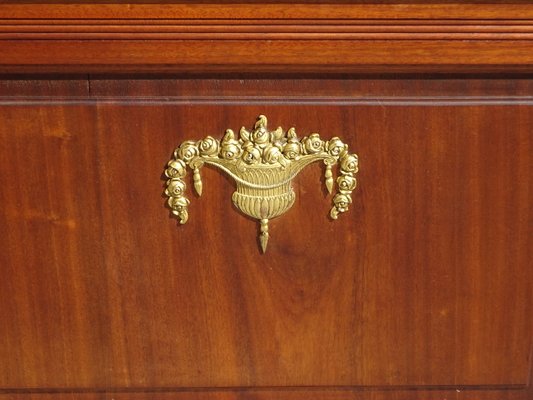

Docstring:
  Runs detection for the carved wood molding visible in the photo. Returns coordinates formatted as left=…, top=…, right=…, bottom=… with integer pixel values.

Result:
left=1, top=20, right=532, bottom=41
left=0, top=1, right=532, bottom=73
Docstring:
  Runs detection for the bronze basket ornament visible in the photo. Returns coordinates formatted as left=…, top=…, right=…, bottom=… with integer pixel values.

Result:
left=164, top=115, right=359, bottom=253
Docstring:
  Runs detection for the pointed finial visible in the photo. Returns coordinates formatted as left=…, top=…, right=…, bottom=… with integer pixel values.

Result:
left=193, top=167, right=203, bottom=196
left=259, top=219, right=269, bottom=253
left=325, top=164, right=333, bottom=194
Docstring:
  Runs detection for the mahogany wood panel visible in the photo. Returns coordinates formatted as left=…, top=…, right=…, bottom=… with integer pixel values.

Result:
left=0, top=1, right=532, bottom=73
left=0, top=79, right=531, bottom=400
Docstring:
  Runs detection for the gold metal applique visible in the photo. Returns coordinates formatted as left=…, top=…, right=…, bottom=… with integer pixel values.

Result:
left=164, top=115, right=359, bottom=253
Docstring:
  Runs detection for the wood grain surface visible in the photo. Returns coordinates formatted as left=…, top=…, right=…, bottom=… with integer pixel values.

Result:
left=0, top=78, right=531, bottom=399
left=0, top=1, right=532, bottom=73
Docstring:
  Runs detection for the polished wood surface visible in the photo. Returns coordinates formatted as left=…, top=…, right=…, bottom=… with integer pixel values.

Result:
left=0, top=1, right=532, bottom=73
left=0, top=78, right=531, bottom=399
left=1, top=2, right=532, bottom=399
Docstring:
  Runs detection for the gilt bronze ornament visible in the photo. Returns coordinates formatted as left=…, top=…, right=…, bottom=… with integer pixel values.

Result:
left=164, top=115, right=359, bottom=253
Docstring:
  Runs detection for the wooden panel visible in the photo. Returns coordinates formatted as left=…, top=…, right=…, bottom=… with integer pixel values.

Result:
left=0, top=79, right=531, bottom=400
left=0, top=1, right=532, bottom=73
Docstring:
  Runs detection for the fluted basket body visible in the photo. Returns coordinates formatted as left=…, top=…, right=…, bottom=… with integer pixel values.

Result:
left=230, top=167, right=295, bottom=220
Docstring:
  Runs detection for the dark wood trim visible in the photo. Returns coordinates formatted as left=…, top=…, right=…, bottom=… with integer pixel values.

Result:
left=0, top=386, right=530, bottom=400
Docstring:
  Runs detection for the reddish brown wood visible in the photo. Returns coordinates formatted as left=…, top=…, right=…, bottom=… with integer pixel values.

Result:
left=0, top=1, right=532, bottom=73
left=0, top=2, right=532, bottom=20
left=1, top=20, right=533, bottom=40
left=0, top=1, right=531, bottom=398
left=0, top=79, right=531, bottom=399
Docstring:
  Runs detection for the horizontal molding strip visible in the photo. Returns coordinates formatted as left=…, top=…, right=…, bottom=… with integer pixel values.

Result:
left=1, top=20, right=533, bottom=40
left=1, top=96, right=532, bottom=106
left=0, top=2, right=532, bottom=73
left=0, top=384, right=527, bottom=394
